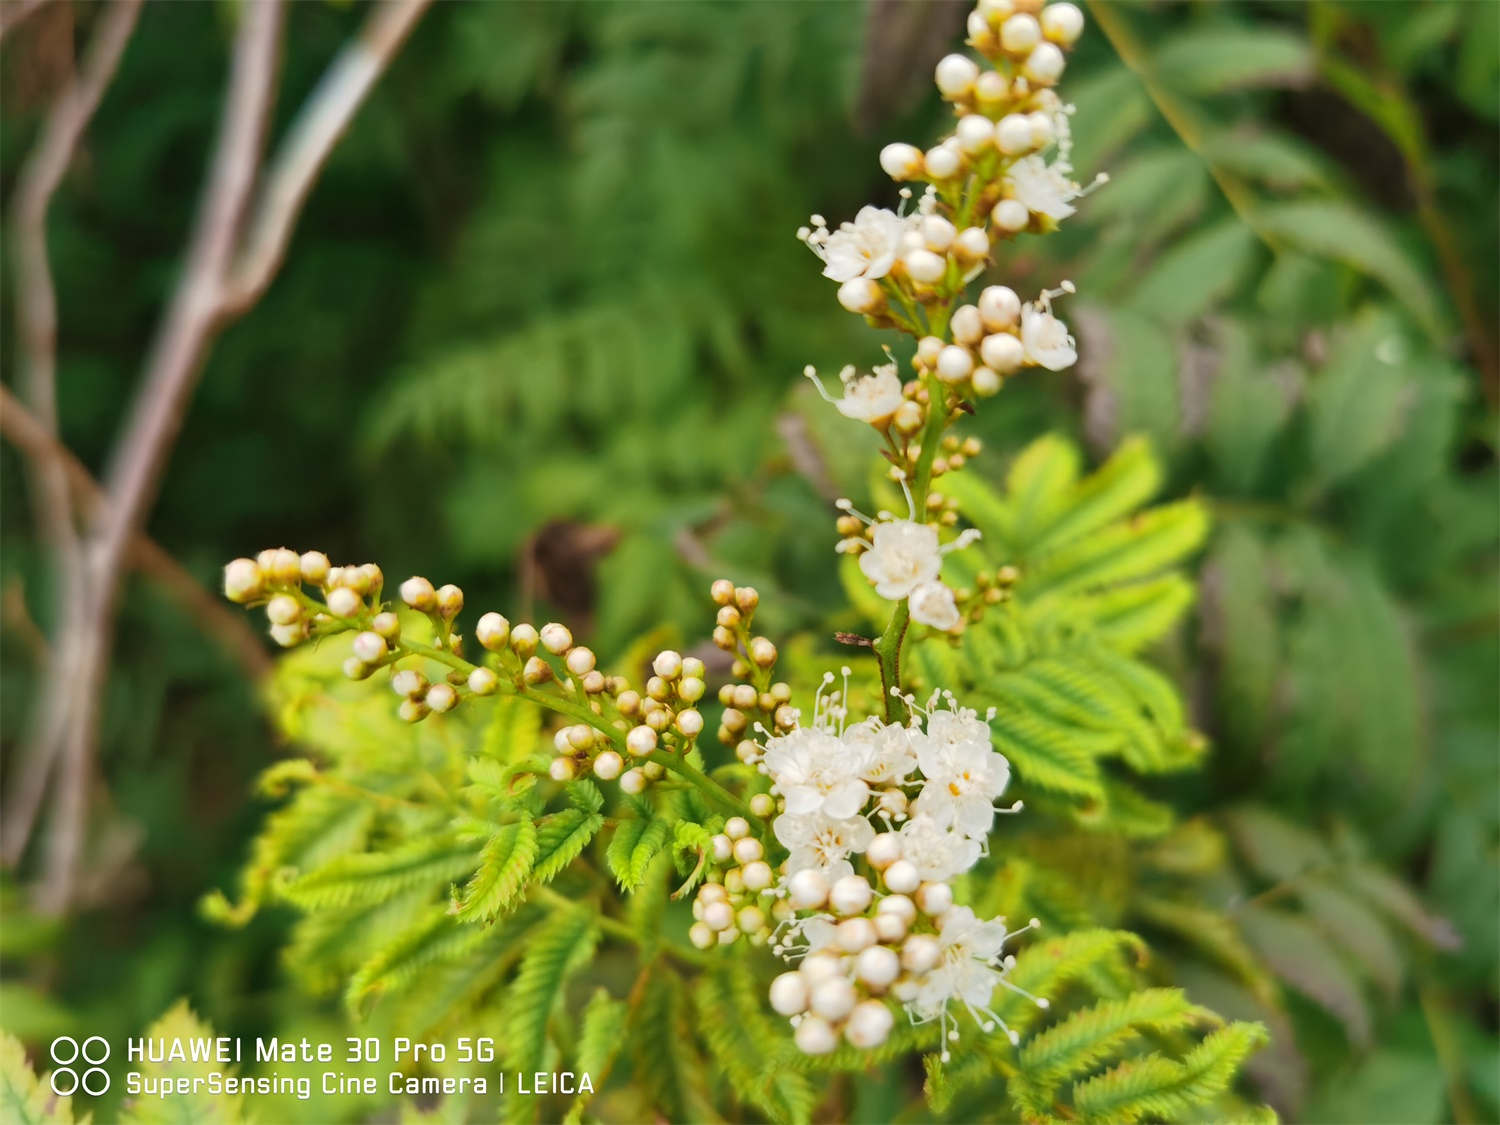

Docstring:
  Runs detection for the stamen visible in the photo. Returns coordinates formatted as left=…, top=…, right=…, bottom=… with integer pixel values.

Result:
left=804, top=365, right=839, bottom=405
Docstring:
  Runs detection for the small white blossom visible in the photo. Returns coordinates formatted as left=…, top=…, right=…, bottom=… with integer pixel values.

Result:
left=912, top=707, right=1010, bottom=838
left=844, top=717, right=918, bottom=787
left=808, top=361, right=905, bottom=425
left=763, top=727, right=871, bottom=819
left=859, top=520, right=942, bottom=600
left=774, top=812, right=876, bottom=881
left=1005, top=154, right=1080, bottom=221
left=897, top=814, right=980, bottom=882
left=818, top=206, right=910, bottom=282
left=909, top=580, right=961, bottom=631
left=1020, top=300, right=1077, bottom=371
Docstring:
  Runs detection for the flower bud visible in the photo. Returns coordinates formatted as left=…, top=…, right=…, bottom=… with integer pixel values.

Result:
left=298, top=551, right=330, bottom=585
left=522, top=657, right=552, bottom=685
left=565, top=646, right=596, bottom=676
left=268, top=548, right=301, bottom=585
left=844, top=999, right=895, bottom=1048
left=1000, top=12, right=1041, bottom=54
left=866, top=833, right=903, bottom=870
left=954, top=226, right=990, bottom=261
left=971, top=366, right=1003, bottom=396
left=539, top=622, right=572, bottom=654
left=509, top=623, right=538, bottom=656
left=978, top=285, right=1022, bottom=329
left=1040, top=2, right=1083, bottom=46
left=837, top=278, right=884, bottom=315
left=901, top=933, right=940, bottom=974
left=266, top=594, right=301, bottom=626
left=352, top=631, right=387, bottom=664
left=589, top=749, right=622, bottom=780
left=1025, top=41, right=1066, bottom=84
left=435, top=584, right=464, bottom=618
left=769, top=972, right=809, bottom=1016
left=981, top=332, right=1026, bottom=373
left=398, top=698, right=429, bottom=723
left=919, top=215, right=956, bottom=253
left=400, top=576, right=436, bottom=612
left=905, top=249, right=946, bottom=284
left=223, top=558, right=264, bottom=603
left=749, top=793, right=775, bottom=818
left=878, top=142, right=923, bottom=181
left=269, top=623, right=305, bottom=648
left=992, top=198, right=1029, bottom=233
left=924, top=143, right=962, bottom=180
left=786, top=868, right=830, bottom=910
left=476, top=612, right=510, bottom=651
left=426, top=682, right=458, bottom=713
left=548, top=757, right=576, bottom=782
left=748, top=637, right=777, bottom=668
left=934, top=53, right=980, bottom=98
left=916, top=881, right=955, bottom=916
left=626, top=725, right=658, bottom=756
left=794, top=1016, right=837, bottom=1056
left=956, top=113, right=996, bottom=155
left=326, top=587, right=362, bottom=619
left=810, top=977, right=856, bottom=1022
left=620, top=768, right=646, bottom=795
left=742, top=860, right=773, bottom=891
left=468, top=667, right=498, bottom=695
left=733, top=837, right=764, bottom=864
left=343, top=656, right=371, bottom=681
left=372, top=611, right=401, bottom=641
left=836, top=917, right=877, bottom=953
left=883, top=859, right=920, bottom=894
left=996, top=113, right=1034, bottom=155
left=830, top=874, right=873, bottom=916
left=936, top=345, right=975, bottom=384
left=854, top=946, right=900, bottom=990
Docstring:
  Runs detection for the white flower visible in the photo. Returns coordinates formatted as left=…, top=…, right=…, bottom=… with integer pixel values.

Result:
left=774, top=811, right=876, bottom=881
left=844, top=717, right=917, bottom=787
left=1005, top=154, right=1080, bottom=221
left=909, top=581, right=960, bottom=630
left=897, top=814, right=980, bottom=882
left=763, top=727, right=871, bottom=819
left=859, top=520, right=942, bottom=600
left=909, top=905, right=1008, bottom=1022
left=1020, top=302, right=1076, bottom=371
left=820, top=206, right=909, bottom=282
left=834, top=362, right=904, bottom=424
left=912, top=708, right=1010, bottom=838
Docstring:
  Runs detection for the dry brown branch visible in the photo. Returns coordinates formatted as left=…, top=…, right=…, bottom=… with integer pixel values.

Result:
left=3, top=0, right=143, bottom=871
left=9, top=0, right=434, bottom=914
left=0, top=0, right=54, bottom=46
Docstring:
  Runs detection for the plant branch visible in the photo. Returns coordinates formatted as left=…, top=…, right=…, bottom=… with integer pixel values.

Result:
left=0, top=0, right=53, bottom=45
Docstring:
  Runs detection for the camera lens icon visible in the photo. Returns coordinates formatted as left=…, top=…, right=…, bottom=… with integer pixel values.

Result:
left=49, top=1036, right=110, bottom=1096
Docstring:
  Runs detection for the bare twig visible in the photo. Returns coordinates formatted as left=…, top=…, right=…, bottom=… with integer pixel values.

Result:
left=0, top=0, right=54, bottom=46
left=221, top=0, right=433, bottom=315
left=0, top=388, right=272, bottom=678
left=36, top=0, right=288, bottom=914
left=16, top=0, right=434, bottom=914
left=2, top=0, right=143, bottom=871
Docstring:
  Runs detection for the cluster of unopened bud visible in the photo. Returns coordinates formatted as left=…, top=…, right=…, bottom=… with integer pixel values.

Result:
left=873, top=0, right=1086, bottom=249
left=224, top=549, right=384, bottom=649
left=687, top=817, right=783, bottom=949
left=925, top=284, right=1033, bottom=398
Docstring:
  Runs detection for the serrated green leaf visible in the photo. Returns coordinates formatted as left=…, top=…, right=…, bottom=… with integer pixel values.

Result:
left=606, top=816, right=670, bottom=891
left=1155, top=27, right=1313, bottom=92
left=1071, top=1021, right=1269, bottom=1123
left=505, top=908, right=599, bottom=1074
left=0, top=1032, right=83, bottom=1125
left=456, top=817, right=538, bottom=922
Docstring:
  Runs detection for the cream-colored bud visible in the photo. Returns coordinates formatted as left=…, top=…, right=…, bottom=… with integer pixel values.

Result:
left=769, top=971, right=808, bottom=1016
left=954, top=226, right=990, bottom=261
left=651, top=650, right=682, bottom=679
left=894, top=249, right=942, bottom=283
left=1041, top=1, right=1083, bottom=44
left=919, top=215, right=956, bottom=253
left=934, top=53, right=980, bottom=98
left=326, top=587, right=362, bottom=619
left=925, top=142, right=962, bottom=180
left=901, top=933, right=941, bottom=974
left=426, top=682, right=458, bottom=713
left=837, top=917, right=877, bottom=953
left=678, top=677, right=706, bottom=704
left=435, top=584, right=464, bottom=618
left=223, top=558, right=264, bottom=603
left=916, top=881, right=955, bottom=916
left=794, top=1016, right=837, bottom=1056
left=620, top=768, right=646, bottom=795
left=733, top=837, right=764, bottom=864
left=626, top=725, right=658, bottom=756
left=749, top=793, right=775, bottom=818
left=936, top=344, right=975, bottom=384
left=951, top=305, right=984, bottom=346
left=844, top=999, right=895, bottom=1048
left=509, top=623, right=538, bottom=656
left=269, top=548, right=301, bottom=585
left=539, top=622, right=572, bottom=654
left=468, top=667, right=498, bottom=695
left=975, top=70, right=1008, bottom=103
left=298, top=551, right=330, bottom=585
left=786, top=868, right=830, bottom=910
left=996, top=113, right=1034, bottom=155
left=809, top=977, right=856, bottom=1022
left=342, top=656, right=371, bottom=681
left=992, top=198, right=1030, bottom=233
left=866, top=833, right=903, bottom=870
left=1025, top=41, right=1065, bottom=83
left=725, top=816, right=750, bottom=840
left=749, top=637, right=777, bottom=667
left=979, top=0, right=1016, bottom=22
left=548, top=757, right=576, bottom=782
left=830, top=874, right=873, bottom=916
left=391, top=668, right=427, bottom=698
left=476, top=612, right=510, bottom=651
left=741, top=860, right=773, bottom=891
left=883, top=859, right=921, bottom=894
left=352, top=631, right=386, bottom=664
left=399, top=576, right=436, bottom=612
left=564, top=646, right=596, bottom=677
left=397, top=698, right=429, bottom=723
left=710, top=578, right=735, bottom=605
left=676, top=709, right=704, bottom=737
left=256, top=548, right=278, bottom=573
left=972, top=366, right=1003, bottom=396
left=978, top=284, right=1022, bottom=329
left=372, top=611, right=401, bottom=641
left=266, top=594, right=301, bottom=626
left=955, top=113, right=996, bottom=154
left=592, top=750, right=623, bottom=780
left=837, top=277, right=884, bottom=315
left=522, top=657, right=552, bottom=685
left=878, top=894, right=917, bottom=924
left=1000, top=12, right=1041, bottom=53
left=981, top=331, right=1026, bottom=373
left=854, top=946, right=901, bottom=990
left=878, top=142, right=924, bottom=181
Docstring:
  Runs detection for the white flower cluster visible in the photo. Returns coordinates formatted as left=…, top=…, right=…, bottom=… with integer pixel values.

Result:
left=749, top=674, right=1043, bottom=1057
left=834, top=497, right=981, bottom=632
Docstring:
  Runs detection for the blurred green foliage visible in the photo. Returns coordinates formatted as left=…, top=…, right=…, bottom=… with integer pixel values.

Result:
left=1, top=0, right=1495, bottom=1122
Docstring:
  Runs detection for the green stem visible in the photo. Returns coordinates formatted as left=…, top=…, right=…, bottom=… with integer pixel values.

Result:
left=657, top=754, right=755, bottom=822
